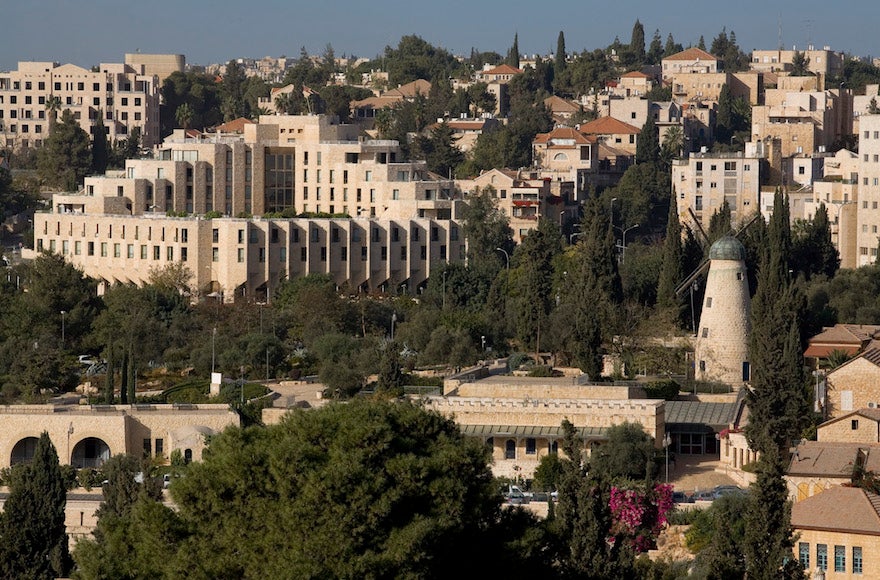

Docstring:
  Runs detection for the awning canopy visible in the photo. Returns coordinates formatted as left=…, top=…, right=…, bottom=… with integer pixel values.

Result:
left=459, top=424, right=607, bottom=439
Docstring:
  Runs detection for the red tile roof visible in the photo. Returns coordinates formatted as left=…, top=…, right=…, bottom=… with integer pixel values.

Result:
left=664, top=47, right=717, bottom=62
left=213, top=117, right=255, bottom=133
left=621, top=71, right=651, bottom=79
left=482, top=64, right=522, bottom=76
left=578, top=116, right=641, bottom=135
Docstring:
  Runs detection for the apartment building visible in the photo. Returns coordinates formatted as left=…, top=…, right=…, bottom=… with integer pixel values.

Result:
left=670, top=71, right=763, bottom=106
left=856, top=115, right=880, bottom=266
left=31, top=114, right=463, bottom=298
left=0, top=60, right=161, bottom=150
left=671, top=146, right=764, bottom=231
left=751, top=87, right=851, bottom=158
left=751, top=46, right=843, bottom=78
left=459, top=168, right=575, bottom=242
left=661, top=47, right=718, bottom=80
left=123, top=53, right=185, bottom=85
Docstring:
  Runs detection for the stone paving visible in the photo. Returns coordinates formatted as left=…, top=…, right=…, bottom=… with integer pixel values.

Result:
left=665, top=453, right=740, bottom=495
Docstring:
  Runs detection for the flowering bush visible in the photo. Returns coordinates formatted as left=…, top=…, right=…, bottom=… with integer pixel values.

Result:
left=609, top=483, right=674, bottom=552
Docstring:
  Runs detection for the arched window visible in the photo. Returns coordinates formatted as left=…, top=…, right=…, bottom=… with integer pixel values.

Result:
left=10, top=437, right=39, bottom=465
left=505, top=439, right=516, bottom=460
left=184, top=449, right=193, bottom=464
left=71, top=437, right=110, bottom=469
left=553, top=152, right=569, bottom=161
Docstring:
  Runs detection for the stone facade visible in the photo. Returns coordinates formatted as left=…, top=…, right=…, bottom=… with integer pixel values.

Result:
left=0, top=60, right=161, bottom=150
left=818, top=410, right=880, bottom=444
left=856, top=115, right=880, bottom=266
left=825, top=355, right=880, bottom=419
left=0, top=403, right=239, bottom=469
left=694, top=239, right=752, bottom=386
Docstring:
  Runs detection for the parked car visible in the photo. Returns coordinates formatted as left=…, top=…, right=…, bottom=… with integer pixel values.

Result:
left=672, top=491, right=694, bottom=503
left=693, top=490, right=716, bottom=502
left=713, top=485, right=746, bottom=499
left=504, top=484, right=530, bottom=505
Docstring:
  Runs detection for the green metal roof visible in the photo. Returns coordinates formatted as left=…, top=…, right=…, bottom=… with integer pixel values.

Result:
left=459, top=425, right=608, bottom=439
left=709, top=236, right=746, bottom=261
left=665, top=400, right=741, bottom=432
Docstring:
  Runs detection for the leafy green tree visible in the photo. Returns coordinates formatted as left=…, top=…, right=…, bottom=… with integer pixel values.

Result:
left=412, top=122, right=464, bottom=177
left=686, top=493, right=749, bottom=577
left=663, top=34, right=683, bottom=57
left=461, top=186, right=513, bottom=269
left=381, top=35, right=464, bottom=85
left=220, top=60, right=249, bottom=121
left=91, top=113, right=109, bottom=174
left=159, top=71, right=223, bottom=136
left=533, top=452, right=563, bottom=491
left=791, top=51, right=811, bottom=76
left=590, top=422, right=658, bottom=481
left=37, top=109, right=91, bottom=191
left=790, top=203, right=839, bottom=280
left=710, top=28, right=749, bottom=72
left=0, top=432, right=71, bottom=578
left=175, top=102, right=193, bottom=130
left=376, top=340, right=404, bottom=396
left=166, top=399, right=535, bottom=578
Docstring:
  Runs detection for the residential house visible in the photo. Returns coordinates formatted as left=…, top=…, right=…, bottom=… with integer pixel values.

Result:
left=823, top=348, right=880, bottom=420
left=791, top=486, right=876, bottom=576
left=577, top=116, right=640, bottom=156
left=475, top=64, right=522, bottom=116
left=661, top=47, right=718, bottom=80
left=751, top=46, right=844, bottom=79
left=349, top=79, right=432, bottom=122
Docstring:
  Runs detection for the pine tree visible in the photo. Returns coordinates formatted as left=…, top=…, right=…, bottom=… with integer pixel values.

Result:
left=657, top=194, right=683, bottom=310
left=647, top=30, right=663, bottom=64
left=697, top=36, right=707, bottom=51
left=636, top=115, right=659, bottom=165
left=707, top=200, right=732, bottom=243
left=0, top=432, right=71, bottom=578
left=513, top=219, right=563, bottom=354
left=555, top=31, right=567, bottom=75
left=743, top=190, right=810, bottom=579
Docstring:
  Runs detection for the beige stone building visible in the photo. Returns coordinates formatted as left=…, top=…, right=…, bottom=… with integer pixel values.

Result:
left=0, top=402, right=239, bottom=469
left=425, top=373, right=664, bottom=479
left=791, top=486, right=877, bottom=577
left=0, top=60, right=161, bottom=150
left=31, top=114, right=464, bottom=298
left=671, top=148, right=764, bottom=231
left=806, top=149, right=859, bottom=267
left=856, top=114, right=880, bottom=265
left=661, top=48, right=718, bottom=80
left=751, top=46, right=844, bottom=78
left=823, top=349, right=880, bottom=419
left=578, top=116, right=640, bottom=156
left=751, top=87, right=851, bottom=158
left=459, top=168, right=575, bottom=243
left=123, top=53, right=185, bottom=85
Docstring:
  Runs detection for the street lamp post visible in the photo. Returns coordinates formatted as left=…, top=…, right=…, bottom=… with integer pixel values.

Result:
left=495, top=247, right=510, bottom=270
left=60, top=310, right=66, bottom=348
left=211, top=327, right=217, bottom=374
left=664, top=433, right=672, bottom=483
left=391, top=313, right=397, bottom=341
left=614, top=224, right=639, bottom=264
left=67, top=422, right=74, bottom=465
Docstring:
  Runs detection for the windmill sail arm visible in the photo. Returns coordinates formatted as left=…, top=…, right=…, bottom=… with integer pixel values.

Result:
left=675, top=259, right=710, bottom=296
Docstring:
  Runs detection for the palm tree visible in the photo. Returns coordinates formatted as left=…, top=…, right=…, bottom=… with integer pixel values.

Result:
left=175, top=103, right=194, bottom=130
left=45, top=96, right=61, bottom=133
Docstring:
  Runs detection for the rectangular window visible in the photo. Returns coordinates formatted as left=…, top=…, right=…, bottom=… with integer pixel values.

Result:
left=834, top=545, right=845, bottom=573
left=361, top=246, right=367, bottom=261
left=155, top=438, right=164, bottom=457
left=279, top=247, right=286, bottom=262
left=259, top=248, right=265, bottom=262
left=853, top=546, right=862, bottom=574
left=817, top=544, right=827, bottom=571
left=212, top=248, right=219, bottom=262
left=301, top=247, right=307, bottom=262
left=167, top=247, right=174, bottom=261
left=100, top=242, right=107, bottom=257
left=143, top=438, right=151, bottom=457
left=127, top=244, right=134, bottom=259
left=154, top=246, right=161, bottom=260
left=525, top=438, right=536, bottom=455
left=341, top=247, right=347, bottom=261
left=140, top=245, right=147, bottom=259
left=113, top=243, right=121, bottom=258
left=237, top=248, right=244, bottom=263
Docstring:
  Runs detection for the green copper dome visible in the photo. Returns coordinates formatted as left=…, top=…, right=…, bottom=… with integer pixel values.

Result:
left=709, top=236, right=746, bottom=261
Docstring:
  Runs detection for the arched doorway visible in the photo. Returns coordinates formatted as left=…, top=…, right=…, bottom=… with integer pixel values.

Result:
left=10, top=437, right=39, bottom=465
left=71, top=437, right=110, bottom=469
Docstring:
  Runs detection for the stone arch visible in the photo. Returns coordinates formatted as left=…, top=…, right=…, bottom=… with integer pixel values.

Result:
left=10, top=436, right=40, bottom=465
left=71, top=437, right=111, bottom=469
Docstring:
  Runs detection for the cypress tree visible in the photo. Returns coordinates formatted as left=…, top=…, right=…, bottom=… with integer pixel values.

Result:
left=657, top=193, right=683, bottom=311
left=636, top=115, right=659, bottom=166
left=743, top=190, right=810, bottom=579
left=555, top=31, right=567, bottom=74
left=0, top=432, right=71, bottom=578
left=697, top=36, right=707, bottom=51
left=92, top=113, right=109, bottom=174
left=507, top=33, right=520, bottom=68
left=629, top=19, right=646, bottom=65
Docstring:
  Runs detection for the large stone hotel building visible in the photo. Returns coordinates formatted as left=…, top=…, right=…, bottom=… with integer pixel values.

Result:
left=32, top=114, right=463, bottom=299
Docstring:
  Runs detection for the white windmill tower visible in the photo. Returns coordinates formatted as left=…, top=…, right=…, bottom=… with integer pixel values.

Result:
left=675, top=210, right=757, bottom=389
left=692, top=236, right=751, bottom=386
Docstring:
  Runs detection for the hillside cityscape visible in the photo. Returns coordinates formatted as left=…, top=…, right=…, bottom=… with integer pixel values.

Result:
left=3, top=17, right=880, bottom=579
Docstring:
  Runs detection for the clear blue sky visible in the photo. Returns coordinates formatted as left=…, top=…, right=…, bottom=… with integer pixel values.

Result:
left=2, top=0, right=877, bottom=71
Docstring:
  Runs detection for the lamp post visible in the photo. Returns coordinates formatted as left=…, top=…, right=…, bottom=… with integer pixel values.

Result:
left=211, top=327, right=217, bottom=374
left=391, top=313, right=397, bottom=341
left=614, top=224, right=639, bottom=264
left=60, top=310, right=66, bottom=348
left=67, top=422, right=74, bottom=465
left=481, top=335, right=486, bottom=351
left=495, top=247, right=509, bottom=270
left=664, top=433, right=672, bottom=483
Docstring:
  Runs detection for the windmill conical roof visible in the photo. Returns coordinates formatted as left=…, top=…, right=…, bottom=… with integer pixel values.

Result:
left=709, top=236, right=745, bottom=261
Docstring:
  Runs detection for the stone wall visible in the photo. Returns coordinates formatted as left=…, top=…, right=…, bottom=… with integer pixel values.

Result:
left=826, top=358, right=880, bottom=419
